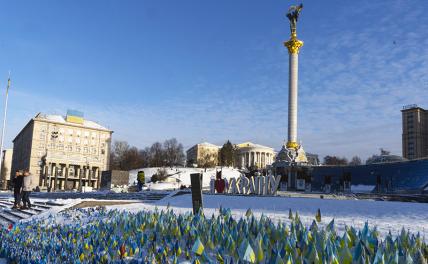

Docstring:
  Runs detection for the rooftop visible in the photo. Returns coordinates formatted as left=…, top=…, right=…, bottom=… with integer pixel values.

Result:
left=235, top=141, right=274, bottom=150
left=197, top=142, right=221, bottom=148
left=34, top=113, right=111, bottom=131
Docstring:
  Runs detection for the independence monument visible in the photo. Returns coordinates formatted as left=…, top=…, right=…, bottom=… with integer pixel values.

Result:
left=276, top=4, right=308, bottom=164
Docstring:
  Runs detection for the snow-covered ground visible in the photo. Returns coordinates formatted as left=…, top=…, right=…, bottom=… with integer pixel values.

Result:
left=108, top=193, right=428, bottom=239
left=129, top=167, right=242, bottom=190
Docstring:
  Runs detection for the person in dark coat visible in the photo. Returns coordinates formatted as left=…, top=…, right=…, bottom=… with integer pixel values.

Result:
left=12, top=170, right=23, bottom=209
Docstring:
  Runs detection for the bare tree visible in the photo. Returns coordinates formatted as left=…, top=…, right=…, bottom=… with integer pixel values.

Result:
left=163, top=138, right=185, bottom=167
left=122, top=147, right=141, bottom=170
left=149, top=142, right=164, bottom=167
left=349, top=156, right=362, bottom=165
left=138, top=148, right=150, bottom=168
left=110, top=139, right=186, bottom=170
left=110, top=141, right=130, bottom=170
left=323, top=155, right=348, bottom=165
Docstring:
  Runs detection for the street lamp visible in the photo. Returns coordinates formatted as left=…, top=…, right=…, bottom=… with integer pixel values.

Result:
left=38, top=156, right=46, bottom=190
left=48, top=129, right=58, bottom=192
left=80, top=156, right=89, bottom=193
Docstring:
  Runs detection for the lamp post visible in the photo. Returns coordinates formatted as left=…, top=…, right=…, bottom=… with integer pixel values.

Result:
left=38, top=155, right=46, bottom=190
left=0, top=74, right=11, bottom=185
left=80, top=157, right=89, bottom=193
left=48, top=129, right=58, bottom=192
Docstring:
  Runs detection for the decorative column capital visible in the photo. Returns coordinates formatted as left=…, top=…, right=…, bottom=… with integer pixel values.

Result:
left=284, top=36, right=304, bottom=54
left=286, top=141, right=300, bottom=150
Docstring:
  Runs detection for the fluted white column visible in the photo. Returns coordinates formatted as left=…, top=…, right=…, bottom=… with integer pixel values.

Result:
left=288, top=53, right=298, bottom=144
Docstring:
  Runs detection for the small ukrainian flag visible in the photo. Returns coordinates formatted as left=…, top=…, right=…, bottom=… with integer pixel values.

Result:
left=192, top=237, right=205, bottom=256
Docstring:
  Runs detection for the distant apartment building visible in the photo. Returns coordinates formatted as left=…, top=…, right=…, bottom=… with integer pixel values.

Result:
left=401, top=105, right=428, bottom=159
left=186, top=142, right=221, bottom=167
left=235, top=142, right=275, bottom=169
left=0, top=149, right=13, bottom=189
left=11, top=111, right=113, bottom=190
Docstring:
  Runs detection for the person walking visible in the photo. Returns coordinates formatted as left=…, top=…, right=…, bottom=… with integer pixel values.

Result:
left=21, top=170, right=33, bottom=209
left=12, top=170, right=23, bottom=209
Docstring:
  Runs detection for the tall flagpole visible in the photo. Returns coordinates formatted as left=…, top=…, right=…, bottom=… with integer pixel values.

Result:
left=0, top=72, right=11, bottom=185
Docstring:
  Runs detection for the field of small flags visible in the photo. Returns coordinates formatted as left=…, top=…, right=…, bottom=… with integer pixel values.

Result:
left=0, top=206, right=427, bottom=263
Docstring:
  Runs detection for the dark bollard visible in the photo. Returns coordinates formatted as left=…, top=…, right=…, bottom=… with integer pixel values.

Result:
left=190, top=173, right=203, bottom=214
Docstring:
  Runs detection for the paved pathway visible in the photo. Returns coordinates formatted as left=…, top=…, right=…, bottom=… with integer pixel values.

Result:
left=0, top=198, right=64, bottom=225
left=0, top=191, right=171, bottom=226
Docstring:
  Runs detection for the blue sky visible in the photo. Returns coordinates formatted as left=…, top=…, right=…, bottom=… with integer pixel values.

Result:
left=0, top=0, right=427, bottom=160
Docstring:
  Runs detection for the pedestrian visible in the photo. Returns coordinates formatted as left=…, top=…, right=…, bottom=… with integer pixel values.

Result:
left=12, top=170, right=24, bottom=209
left=21, top=169, right=33, bottom=209
left=137, top=171, right=145, bottom=191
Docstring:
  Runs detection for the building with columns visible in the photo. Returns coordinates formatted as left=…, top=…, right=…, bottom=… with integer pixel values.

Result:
left=235, top=142, right=275, bottom=169
left=11, top=111, right=112, bottom=190
left=0, top=149, right=13, bottom=189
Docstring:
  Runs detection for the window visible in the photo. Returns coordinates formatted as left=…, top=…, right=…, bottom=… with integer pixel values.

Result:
left=83, top=139, right=88, bottom=145
left=69, top=168, right=75, bottom=177
left=76, top=146, right=81, bottom=153
left=101, top=143, right=105, bottom=148
left=58, top=144, right=64, bottom=150
left=66, top=145, right=72, bottom=151
left=49, top=143, right=55, bottom=149
left=101, top=149, right=105, bottom=155
left=59, top=136, right=64, bottom=142
left=76, top=138, right=81, bottom=144
left=84, top=131, right=89, bottom=138
left=39, top=143, right=45, bottom=149
left=68, top=129, right=73, bottom=136
left=68, top=137, right=73, bottom=143
left=39, top=133, right=46, bottom=140
left=76, top=130, right=81, bottom=137
left=83, top=147, right=89, bottom=154
left=59, top=128, right=64, bottom=134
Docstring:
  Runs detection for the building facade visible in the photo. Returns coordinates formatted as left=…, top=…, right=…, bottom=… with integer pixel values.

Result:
left=11, top=111, right=113, bottom=190
left=186, top=142, right=220, bottom=167
left=402, top=105, right=428, bottom=159
left=235, top=142, right=275, bottom=169
left=0, top=149, right=13, bottom=189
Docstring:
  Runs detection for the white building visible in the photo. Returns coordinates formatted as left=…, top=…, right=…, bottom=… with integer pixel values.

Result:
left=235, top=142, right=275, bottom=169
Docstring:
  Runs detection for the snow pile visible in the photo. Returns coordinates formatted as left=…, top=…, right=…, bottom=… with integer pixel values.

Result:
left=129, top=167, right=242, bottom=190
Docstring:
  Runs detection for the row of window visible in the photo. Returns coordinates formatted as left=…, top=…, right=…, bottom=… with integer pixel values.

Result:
left=38, top=142, right=106, bottom=155
left=39, top=127, right=109, bottom=140
left=47, top=167, right=97, bottom=178
left=39, top=133, right=107, bottom=146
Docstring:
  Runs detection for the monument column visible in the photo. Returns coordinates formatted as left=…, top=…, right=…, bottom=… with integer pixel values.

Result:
left=284, top=26, right=303, bottom=149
